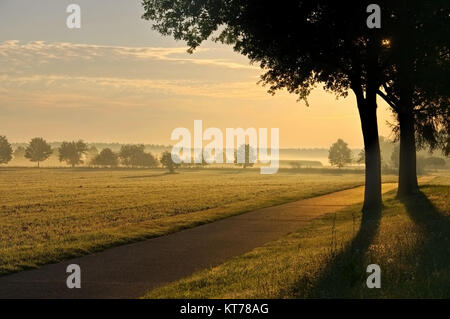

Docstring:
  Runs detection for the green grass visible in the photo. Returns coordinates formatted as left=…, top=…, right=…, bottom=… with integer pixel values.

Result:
left=0, top=167, right=393, bottom=275
left=143, top=178, right=450, bottom=299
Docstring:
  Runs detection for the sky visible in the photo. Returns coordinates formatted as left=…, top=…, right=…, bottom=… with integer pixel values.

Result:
left=0, top=0, right=395, bottom=148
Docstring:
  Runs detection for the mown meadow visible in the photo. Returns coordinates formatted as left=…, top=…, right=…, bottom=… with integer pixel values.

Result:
left=0, top=167, right=396, bottom=275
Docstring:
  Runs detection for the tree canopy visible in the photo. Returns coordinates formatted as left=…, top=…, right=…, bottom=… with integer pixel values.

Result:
left=0, top=136, right=13, bottom=165
left=118, top=144, right=158, bottom=168
left=142, top=0, right=388, bottom=211
left=91, top=148, right=119, bottom=167
left=328, top=139, right=352, bottom=168
left=58, top=140, right=88, bottom=167
left=143, top=1, right=385, bottom=102
left=378, top=1, right=450, bottom=156
left=142, top=0, right=449, bottom=210
left=160, top=151, right=180, bottom=172
left=24, top=137, right=53, bottom=167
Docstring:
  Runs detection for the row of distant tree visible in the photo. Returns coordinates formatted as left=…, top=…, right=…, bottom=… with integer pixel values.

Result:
left=328, top=139, right=447, bottom=172
left=0, top=136, right=179, bottom=171
left=2, top=135, right=447, bottom=172
left=0, top=136, right=255, bottom=172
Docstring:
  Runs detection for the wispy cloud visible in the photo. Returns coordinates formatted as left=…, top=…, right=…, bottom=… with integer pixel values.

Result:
left=0, top=40, right=267, bottom=111
left=0, top=40, right=257, bottom=71
left=0, top=74, right=268, bottom=102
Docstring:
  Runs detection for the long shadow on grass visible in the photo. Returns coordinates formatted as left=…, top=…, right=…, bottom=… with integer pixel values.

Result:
left=289, top=186, right=450, bottom=298
left=291, top=206, right=382, bottom=298
left=399, top=186, right=450, bottom=297
left=123, top=172, right=177, bottom=179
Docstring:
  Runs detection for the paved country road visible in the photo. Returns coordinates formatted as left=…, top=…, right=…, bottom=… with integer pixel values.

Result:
left=0, top=183, right=398, bottom=299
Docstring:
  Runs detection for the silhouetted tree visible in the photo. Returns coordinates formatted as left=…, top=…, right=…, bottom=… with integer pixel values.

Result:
left=357, top=148, right=384, bottom=167
left=134, top=151, right=158, bottom=168
left=142, top=1, right=389, bottom=212
left=91, top=148, right=119, bottom=167
left=119, top=145, right=141, bottom=167
left=160, top=151, right=179, bottom=173
left=25, top=137, right=53, bottom=167
left=0, top=136, right=13, bottom=165
left=119, top=144, right=158, bottom=168
left=375, top=1, right=449, bottom=197
left=58, top=140, right=88, bottom=167
left=142, top=0, right=450, bottom=212
left=328, top=139, right=352, bottom=168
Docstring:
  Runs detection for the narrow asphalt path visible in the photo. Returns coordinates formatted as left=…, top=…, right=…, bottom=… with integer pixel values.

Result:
left=0, top=183, right=398, bottom=299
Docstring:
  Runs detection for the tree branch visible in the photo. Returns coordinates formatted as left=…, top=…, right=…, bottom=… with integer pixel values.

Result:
left=377, top=90, right=398, bottom=112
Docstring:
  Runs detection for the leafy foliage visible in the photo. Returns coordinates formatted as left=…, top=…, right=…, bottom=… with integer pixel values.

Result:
left=118, top=144, right=158, bottom=168
left=368, top=1, right=450, bottom=155
left=0, top=136, right=13, bottom=165
left=24, top=137, right=53, bottom=167
left=328, top=139, right=352, bottom=168
left=160, top=151, right=180, bottom=172
left=58, top=140, right=88, bottom=167
left=91, top=148, right=119, bottom=167
left=141, top=0, right=395, bottom=210
left=142, top=0, right=386, bottom=103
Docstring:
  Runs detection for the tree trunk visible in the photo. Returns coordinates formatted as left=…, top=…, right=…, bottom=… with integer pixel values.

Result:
left=396, top=2, right=419, bottom=197
left=352, top=34, right=383, bottom=215
left=397, top=111, right=419, bottom=197
left=358, top=100, right=382, bottom=214
left=396, top=65, right=419, bottom=197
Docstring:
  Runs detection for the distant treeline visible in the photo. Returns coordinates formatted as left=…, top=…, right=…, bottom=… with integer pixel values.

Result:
left=1, top=137, right=177, bottom=170
left=10, top=142, right=171, bottom=154
left=8, top=138, right=401, bottom=161
left=1, top=135, right=448, bottom=173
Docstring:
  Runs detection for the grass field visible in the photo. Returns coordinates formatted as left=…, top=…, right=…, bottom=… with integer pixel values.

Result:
left=143, top=175, right=450, bottom=298
left=0, top=167, right=396, bottom=275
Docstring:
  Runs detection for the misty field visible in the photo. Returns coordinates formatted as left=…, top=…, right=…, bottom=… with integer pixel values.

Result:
left=0, top=167, right=398, bottom=275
